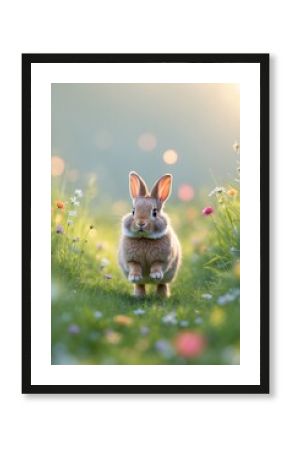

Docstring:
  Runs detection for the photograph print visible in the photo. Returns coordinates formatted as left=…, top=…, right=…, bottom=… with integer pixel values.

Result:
left=23, top=54, right=269, bottom=393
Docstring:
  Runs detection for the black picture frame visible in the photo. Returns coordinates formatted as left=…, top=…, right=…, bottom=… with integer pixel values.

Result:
left=22, top=53, right=269, bottom=394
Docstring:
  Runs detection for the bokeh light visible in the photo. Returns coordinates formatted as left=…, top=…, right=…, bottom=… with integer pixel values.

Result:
left=163, top=149, right=178, bottom=165
left=178, top=184, right=195, bottom=202
left=137, top=132, right=157, bottom=151
left=51, top=156, right=65, bottom=177
left=174, top=332, right=206, bottom=358
left=54, top=214, right=63, bottom=224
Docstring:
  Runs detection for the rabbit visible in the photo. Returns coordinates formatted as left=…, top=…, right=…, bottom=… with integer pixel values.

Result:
left=118, top=171, right=181, bottom=297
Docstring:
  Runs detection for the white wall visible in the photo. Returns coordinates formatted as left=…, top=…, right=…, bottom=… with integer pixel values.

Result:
left=0, top=1, right=286, bottom=449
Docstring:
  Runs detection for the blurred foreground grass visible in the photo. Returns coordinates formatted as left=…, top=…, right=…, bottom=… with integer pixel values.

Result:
left=52, top=181, right=240, bottom=365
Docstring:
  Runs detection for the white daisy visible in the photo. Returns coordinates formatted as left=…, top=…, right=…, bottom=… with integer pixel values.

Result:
left=162, top=312, right=177, bottom=325
left=201, top=293, right=213, bottom=300
left=208, top=186, right=226, bottom=197
left=133, top=308, right=145, bottom=316
left=75, top=189, right=83, bottom=198
left=70, top=196, right=80, bottom=206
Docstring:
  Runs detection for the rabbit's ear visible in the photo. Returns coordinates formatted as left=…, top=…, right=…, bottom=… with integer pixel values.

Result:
left=129, top=171, right=149, bottom=199
left=150, top=174, right=172, bottom=205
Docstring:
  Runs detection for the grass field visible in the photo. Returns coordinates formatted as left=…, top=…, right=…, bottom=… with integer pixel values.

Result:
left=51, top=175, right=240, bottom=365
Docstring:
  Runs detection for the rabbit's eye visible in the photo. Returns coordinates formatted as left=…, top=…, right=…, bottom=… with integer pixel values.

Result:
left=152, top=208, right=157, bottom=218
left=132, top=208, right=135, bottom=216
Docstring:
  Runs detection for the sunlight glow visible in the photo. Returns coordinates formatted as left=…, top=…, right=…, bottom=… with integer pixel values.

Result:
left=163, top=149, right=178, bottom=165
left=51, top=156, right=65, bottom=177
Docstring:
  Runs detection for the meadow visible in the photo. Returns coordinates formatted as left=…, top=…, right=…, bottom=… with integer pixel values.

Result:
left=51, top=162, right=240, bottom=365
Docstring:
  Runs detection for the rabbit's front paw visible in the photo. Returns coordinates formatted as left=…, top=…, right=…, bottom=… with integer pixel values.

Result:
left=150, top=270, right=164, bottom=281
left=128, top=273, right=143, bottom=283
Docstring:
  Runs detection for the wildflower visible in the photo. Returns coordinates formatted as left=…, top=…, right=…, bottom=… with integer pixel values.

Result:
left=56, top=200, right=65, bottom=209
left=104, top=273, right=112, bottom=280
left=56, top=224, right=64, bottom=234
left=217, top=288, right=240, bottom=305
left=55, top=214, right=63, bottom=224
left=68, top=210, right=77, bottom=217
left=140, top=326, right=150, bottom=336
left=89, top=331, right=101, bottom=341
left=133, top=308, right=145, bottom=316
left=210, top=307, right=225, bottom=326
left=195, top=317, right=203, bottom=325
left=70, top=196, right=80, bottom=207
left=96, top=242, right=104, bottom=251
left=162, top=312, right=177, bottom=325
left=100, top=258, right=110, bottom=269
left=179, top=320, right=189, bottom=328
left=94, top=311, right=103, bottom=319
left=174, top=332, right=206, bottom=358
left=105, top=330, right=121, bottom=344
left=75, top=189, right=83, bottom=198
left=67, top=220, right=74, bottom=226
left=202, top=206, right=214, bottom=216
left=114, top=315, right=133, bottom=326
left=68, top=324, right=80, bottom=335
left=201, top=293, right=212, bottom=300
left=208, top=187, right=226, bottom=197
left=227, top=188, right=238, bottom=197
left=72, top=236, right=80, bottom=243
left=155, top=340, right=174, bottom=358
left=233, top=141, right=240, bottom=154
left=89, top=224, right=94, bottom=229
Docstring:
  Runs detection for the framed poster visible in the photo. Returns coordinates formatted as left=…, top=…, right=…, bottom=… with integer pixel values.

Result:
left=22, top=53, right=269, bottom=394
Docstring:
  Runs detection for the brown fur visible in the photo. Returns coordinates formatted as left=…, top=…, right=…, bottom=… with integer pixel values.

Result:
left=118, top=171, right=181, bottom=297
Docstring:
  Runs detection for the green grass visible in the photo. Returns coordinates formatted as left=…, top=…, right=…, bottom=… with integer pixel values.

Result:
left=51, top=186, right=240, bottom=365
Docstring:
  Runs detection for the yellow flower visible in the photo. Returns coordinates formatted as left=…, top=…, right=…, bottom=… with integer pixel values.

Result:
left=227, top=188, right=238, bottom=197
left=210, top=308, right=225, bottom=327
left=113, top=315, right=133, bottom=326
left=54, top=213, right=63, bottom=224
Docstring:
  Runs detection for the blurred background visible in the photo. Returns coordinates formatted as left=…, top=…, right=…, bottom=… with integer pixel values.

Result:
left=51, top=83, right=239, bottom=203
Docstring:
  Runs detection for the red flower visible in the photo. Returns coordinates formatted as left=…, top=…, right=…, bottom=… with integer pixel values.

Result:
left=202, top=206, right=214, bottom=216
left=56, top=200, right=65, bottom=209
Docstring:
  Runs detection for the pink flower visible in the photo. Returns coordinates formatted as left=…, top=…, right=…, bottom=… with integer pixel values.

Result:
left=202, top=206, right=214, bottom=216
left=174, top=332, right=206, bottom=358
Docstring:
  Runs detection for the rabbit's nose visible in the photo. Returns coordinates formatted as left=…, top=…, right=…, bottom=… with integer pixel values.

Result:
left=138, top=222, right=146, bottom=228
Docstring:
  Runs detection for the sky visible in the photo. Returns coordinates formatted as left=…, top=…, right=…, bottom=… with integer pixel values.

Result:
left=51, top=83, right=239, bottom=201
